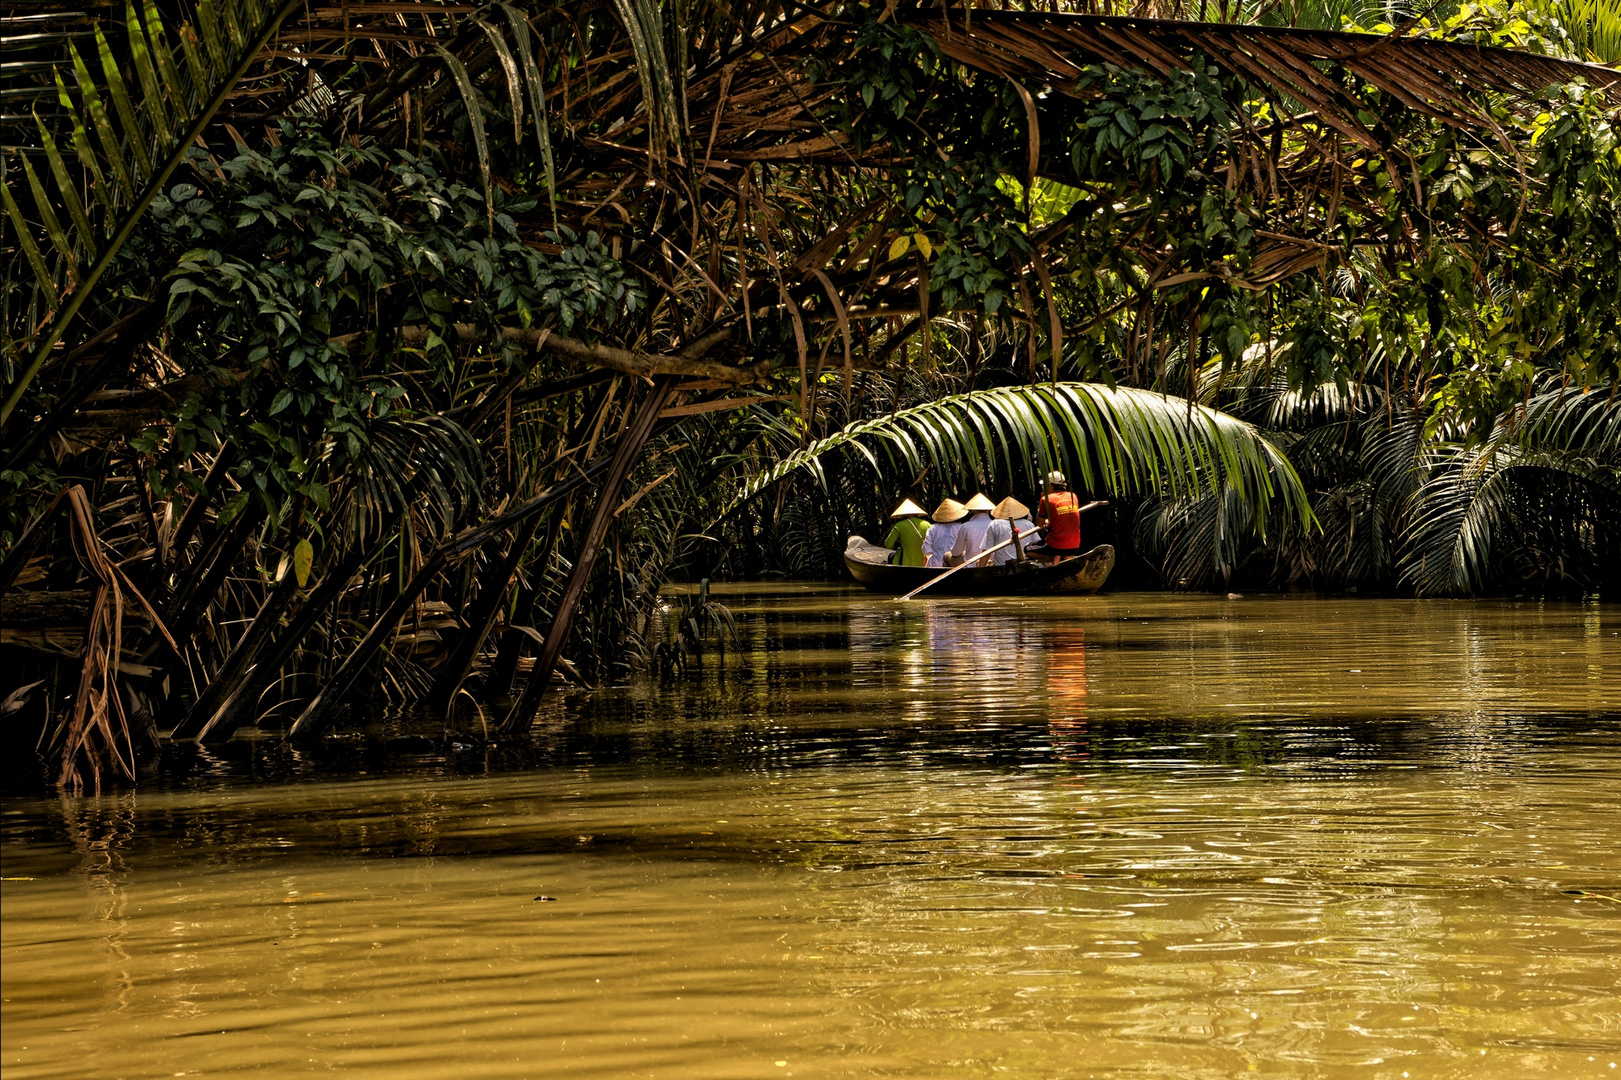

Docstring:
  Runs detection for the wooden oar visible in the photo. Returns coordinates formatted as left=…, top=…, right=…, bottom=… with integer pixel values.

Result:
left=899, top=499, right=1109, bottom=602
left=899, top=527, right=1039, bottom=600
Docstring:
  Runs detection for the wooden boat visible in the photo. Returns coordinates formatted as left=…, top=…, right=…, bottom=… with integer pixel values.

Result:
left=842, top=536, right=1115, bottom=596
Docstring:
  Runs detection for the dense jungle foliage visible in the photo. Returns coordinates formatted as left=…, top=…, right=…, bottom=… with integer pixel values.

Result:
left=1, top=0, right=1617, bottom=788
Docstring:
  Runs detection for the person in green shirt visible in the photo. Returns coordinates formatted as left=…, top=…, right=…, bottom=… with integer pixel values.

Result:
left=883, top=499, right=931, bottom=566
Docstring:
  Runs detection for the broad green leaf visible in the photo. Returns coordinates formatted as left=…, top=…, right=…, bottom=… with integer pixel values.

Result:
left=144, top=2, right=193, bottom=115
left=473, top=18, right=525, bottom=146
left=196, top=0, right=227, bottom=73
left=178, top=22, right=210, bottom=94
left=435, top=46, right=494, bottom=229
left=501, top=2, right=558, bottom=227
left=20, top=154, right=76, bottom=271
left=606, top=0, right=681, bottom=155
left=292, top=538, right=314, bottom=587
left=218, top=0, right=247, bottom=52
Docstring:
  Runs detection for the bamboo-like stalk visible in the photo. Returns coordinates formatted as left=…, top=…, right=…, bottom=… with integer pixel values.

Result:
left=286, top=463, right=612, bottom=741
left=196, top=547, right=368, bottom=744
left=424, top=512, right=541, bottom=714
left=500, top=376, right=679, bottom=732
left=169, top=561, right=299, bottom=740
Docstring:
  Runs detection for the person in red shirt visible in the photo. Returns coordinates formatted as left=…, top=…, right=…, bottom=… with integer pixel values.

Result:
left=1034, top=471, right=1083, bottom=557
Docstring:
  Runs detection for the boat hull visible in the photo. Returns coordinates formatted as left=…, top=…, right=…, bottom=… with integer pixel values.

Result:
left=842, top=542, right=1115, bottom=596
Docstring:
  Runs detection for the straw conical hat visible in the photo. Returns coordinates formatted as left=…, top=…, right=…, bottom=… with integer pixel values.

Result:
left=992, top=496, right=1030, bottom=520
left=963, top=492, right=997, bottom=513
left=890, top=498, right=927, bottom=518
left=931, top=498, right=968, bottom=523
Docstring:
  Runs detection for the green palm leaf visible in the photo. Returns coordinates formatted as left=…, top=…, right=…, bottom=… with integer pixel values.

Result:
left=1532, top=0, right=1621, bottom=62
left=1398, top=445, right=1620, bottom=595
left=607, top=0, right=683, bottom=156
left=1, top=0, right=305, bottom=430
left=729, top=383, right=1312, bottom=535
left=1511, top=381, right=1621, bottom=454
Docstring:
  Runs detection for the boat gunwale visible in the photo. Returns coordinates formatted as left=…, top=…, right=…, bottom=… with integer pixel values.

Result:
left=841, top=542, right=1115, bottom=595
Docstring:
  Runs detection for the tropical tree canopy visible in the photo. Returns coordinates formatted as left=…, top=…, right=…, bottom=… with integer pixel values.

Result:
left=1, top=0, right=1617, bottom=788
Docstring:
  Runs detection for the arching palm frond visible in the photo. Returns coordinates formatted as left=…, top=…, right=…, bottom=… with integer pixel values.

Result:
left=1529, top=0, right=1621, bottom=62
left=1400, top=447, right=1518, bottom=596
left=1265, top=383, right=1382, bottom=430
left=910, top=10, right=1621, bottom=153
left=341, top=415, right=486, bottom=547
left=1398, top=445, right=1620, bottom=595
left=1135, top=482, right=1257, bottom=588
left=1, top=0, right=305, bottom=428
left=1308, top=476, right=1400, bottom=585
left=730, top=382, right=1312, bottom=537
left=1508, top=381, right=1621, bottom=454
left=1360, top=406, right=1426, bottom=505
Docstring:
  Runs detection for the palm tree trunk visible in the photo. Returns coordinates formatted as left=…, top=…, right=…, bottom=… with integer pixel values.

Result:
left=499, top=377, right=678, bottom=732
left=196, top=547, right=367, bottom=743
left=484, top=503, right=566, bottom=700
left=481, top=377, right=619, bottom=703
left=169, top=561, right=299, bottom=739
left=424, top=512, right=540, bottom=714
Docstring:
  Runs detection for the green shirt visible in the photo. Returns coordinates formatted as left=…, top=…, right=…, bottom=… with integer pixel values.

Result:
left=883, top=518, right=930, bottom=566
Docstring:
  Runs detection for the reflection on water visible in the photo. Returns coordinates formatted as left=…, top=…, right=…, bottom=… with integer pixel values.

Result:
left=3, top=590, right=1619, bottom=1080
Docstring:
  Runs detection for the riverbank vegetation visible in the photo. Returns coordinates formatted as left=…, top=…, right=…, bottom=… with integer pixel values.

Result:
left=2, top=0, right=1617, bottom=787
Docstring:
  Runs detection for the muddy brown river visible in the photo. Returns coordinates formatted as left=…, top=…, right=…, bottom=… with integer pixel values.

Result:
left=3, top=588, right=1619, bottom=1079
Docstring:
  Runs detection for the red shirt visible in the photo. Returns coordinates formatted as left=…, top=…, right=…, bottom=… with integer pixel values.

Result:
left=1039, top=490, right=1082, bottom=550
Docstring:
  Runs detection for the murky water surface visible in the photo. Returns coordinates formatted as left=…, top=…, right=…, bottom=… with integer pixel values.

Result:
left=4, top=589, right=1620, bottom=1079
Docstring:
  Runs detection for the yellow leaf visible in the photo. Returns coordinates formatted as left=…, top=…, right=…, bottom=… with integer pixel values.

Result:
left=887, top=234, right=911, bottom=261
left=914, top=233, right=933, bottom=260
left=293, top=539, right=314, bottom=588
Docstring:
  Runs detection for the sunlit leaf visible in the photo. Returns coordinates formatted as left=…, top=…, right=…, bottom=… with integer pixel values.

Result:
left=292, top=538, right=314, bottom=587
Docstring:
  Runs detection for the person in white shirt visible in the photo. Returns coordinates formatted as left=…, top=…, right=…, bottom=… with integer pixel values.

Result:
left=950, top=492, right=998, bottom=565
left=922, top=498, right=968, bottom=567
left=983, top=496, right=1038, bottom=565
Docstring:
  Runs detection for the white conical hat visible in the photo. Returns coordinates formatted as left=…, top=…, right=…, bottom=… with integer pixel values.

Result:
left=964, top=492, right=997, bottom=512
left=890, top=498, right=927, bottom=518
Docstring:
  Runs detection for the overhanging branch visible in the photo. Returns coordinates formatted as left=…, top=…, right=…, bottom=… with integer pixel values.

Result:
left=329, top=324, right=775, bottom=385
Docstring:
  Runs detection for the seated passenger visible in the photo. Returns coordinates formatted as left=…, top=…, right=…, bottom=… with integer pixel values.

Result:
left=882, top=498, right=931, bottom=566
left=923, top=498, right=968, bottom=567
left=983, top=497, right=1038, bottom=565
left=950, top=493, right=998, bottom=565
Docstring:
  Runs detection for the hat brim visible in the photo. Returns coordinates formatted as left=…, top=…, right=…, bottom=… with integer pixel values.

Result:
left=891, top=498, right=927, bottom=518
